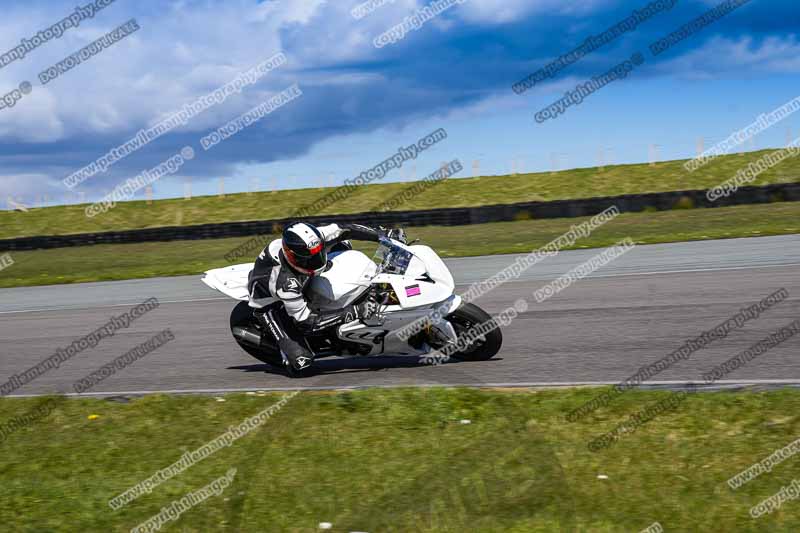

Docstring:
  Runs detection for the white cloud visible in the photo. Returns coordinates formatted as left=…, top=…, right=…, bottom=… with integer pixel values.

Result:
left=0, top=173, right=59, bottom=200
left=655, top=35, right=800, bottom=79
left=457, top=0, right=611, bottom=25
left=0, top=0, right=306, bottom=141
left=0, top=0, right=614, bottom=148
left=249, top=0, right=328, bottom=24
left=0, top=85, right=64, bottom=142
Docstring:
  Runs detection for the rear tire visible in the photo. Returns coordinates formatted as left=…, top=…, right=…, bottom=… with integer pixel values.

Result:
left=445, top=303, right=503, bottom=361
left=229, top=301, right=283, bottom=366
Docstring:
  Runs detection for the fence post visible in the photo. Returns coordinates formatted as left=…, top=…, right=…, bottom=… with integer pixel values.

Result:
left=218, top=177, right=225, bottom=198
left=145, top=186, right=153, bottom=205
left=472, top=159, right=480, bottom=177
left=649, top=144, right=661, bottom=166
left=184, top=177, right=192, bottom=200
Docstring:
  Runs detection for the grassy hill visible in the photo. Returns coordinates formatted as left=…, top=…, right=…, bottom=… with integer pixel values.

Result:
left=1, top=148, right=798, bottom=240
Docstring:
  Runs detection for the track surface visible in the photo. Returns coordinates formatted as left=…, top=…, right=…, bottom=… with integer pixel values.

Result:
left=0, top=235, right=798, bottom=395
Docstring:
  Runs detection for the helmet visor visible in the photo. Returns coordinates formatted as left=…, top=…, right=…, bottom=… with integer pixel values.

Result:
left=283, top=242, right=327, bottom=274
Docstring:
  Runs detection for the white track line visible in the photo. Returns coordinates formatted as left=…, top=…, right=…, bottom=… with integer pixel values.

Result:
left=5, top=379, right=800, bottom=398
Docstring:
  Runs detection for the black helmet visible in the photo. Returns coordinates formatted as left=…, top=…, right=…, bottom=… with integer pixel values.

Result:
left=281, top=222, right=326, bottom=275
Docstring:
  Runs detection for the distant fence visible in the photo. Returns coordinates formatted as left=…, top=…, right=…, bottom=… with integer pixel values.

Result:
left=1, top=182, right=798, bottom=252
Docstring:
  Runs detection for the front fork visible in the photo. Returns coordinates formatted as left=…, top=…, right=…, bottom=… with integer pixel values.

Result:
left=428, top=316, right=458, bottom=346
left=423, top=295, right=461, bottom=349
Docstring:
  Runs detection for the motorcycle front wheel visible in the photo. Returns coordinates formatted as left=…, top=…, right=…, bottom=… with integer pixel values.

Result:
left=442, top=303, right=503, bottom=361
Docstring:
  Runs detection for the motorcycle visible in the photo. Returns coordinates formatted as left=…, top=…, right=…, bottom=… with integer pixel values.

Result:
left=201, top=234, right=502, bottom=377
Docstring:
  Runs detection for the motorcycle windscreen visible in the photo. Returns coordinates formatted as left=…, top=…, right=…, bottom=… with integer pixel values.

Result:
left=375, top=241, right=415, bottom=275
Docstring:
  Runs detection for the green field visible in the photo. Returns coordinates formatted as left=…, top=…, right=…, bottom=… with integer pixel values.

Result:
left=1, top=201, right=798, bottom=288
left=1, top=148, right=798, bottom=240
left=2, top=387, right=800, bottom=531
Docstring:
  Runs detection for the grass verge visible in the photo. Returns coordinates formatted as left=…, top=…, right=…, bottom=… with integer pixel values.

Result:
left=1, top=387, right=799, bottom=531
left=0, top=148, right=798, bottom=240
left=1, top=201, right=799, bottom=288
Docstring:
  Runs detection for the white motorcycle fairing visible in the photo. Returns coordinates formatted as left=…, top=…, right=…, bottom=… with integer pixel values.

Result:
left=200, top=250, right=381, bottom=309
left=201, top=263, right=250, bottom=301
left=307, top=245, right=455, bottom=309
left=201, top=240, right=463, bottom=356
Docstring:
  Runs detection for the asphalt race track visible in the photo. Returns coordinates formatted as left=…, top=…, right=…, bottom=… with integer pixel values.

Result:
left=0, top=235, right=798, bottom=396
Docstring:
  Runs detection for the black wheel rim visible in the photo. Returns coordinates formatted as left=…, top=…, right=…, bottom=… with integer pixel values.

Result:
left=446, top=313, right=487, bottom=355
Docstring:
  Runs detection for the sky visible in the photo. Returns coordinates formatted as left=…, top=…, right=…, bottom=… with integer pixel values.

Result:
left=0, top=0, right=798, bottom=209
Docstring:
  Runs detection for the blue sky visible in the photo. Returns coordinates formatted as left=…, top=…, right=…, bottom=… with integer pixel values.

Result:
left=0, top=0, right=798, bottom=208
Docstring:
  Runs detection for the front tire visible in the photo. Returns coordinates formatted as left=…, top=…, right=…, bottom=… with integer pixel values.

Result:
left=444, top=303, right=503, bottom=361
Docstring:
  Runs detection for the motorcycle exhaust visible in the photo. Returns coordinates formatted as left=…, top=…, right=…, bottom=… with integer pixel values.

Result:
left=232, top=326, right=262, bottom=347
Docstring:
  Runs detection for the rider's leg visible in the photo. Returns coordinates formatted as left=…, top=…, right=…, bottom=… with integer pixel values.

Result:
left=258, top=307, right=314, bottom=371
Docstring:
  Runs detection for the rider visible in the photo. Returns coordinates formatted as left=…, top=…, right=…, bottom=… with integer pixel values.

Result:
left=248, top=222, right=401, bottom=373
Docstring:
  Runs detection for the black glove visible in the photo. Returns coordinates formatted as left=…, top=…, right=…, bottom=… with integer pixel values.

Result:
left=358, top=296, right=379, bottom=320
left=300, top=304, right=360, bottom=333
left=386, top=228, right=407, bottom=244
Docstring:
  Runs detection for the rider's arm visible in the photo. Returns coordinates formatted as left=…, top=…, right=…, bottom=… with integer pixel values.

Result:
left=248, top=240, right=281, bottom=303
left=318, top=223, right=383, bottom=245
left=281, top=294, right=355, bottom=333
left=275, top=274, right=356, bottom=333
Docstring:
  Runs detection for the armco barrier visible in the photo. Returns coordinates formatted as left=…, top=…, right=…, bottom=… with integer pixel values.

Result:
left=1, top=182, right=798, bottom=252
